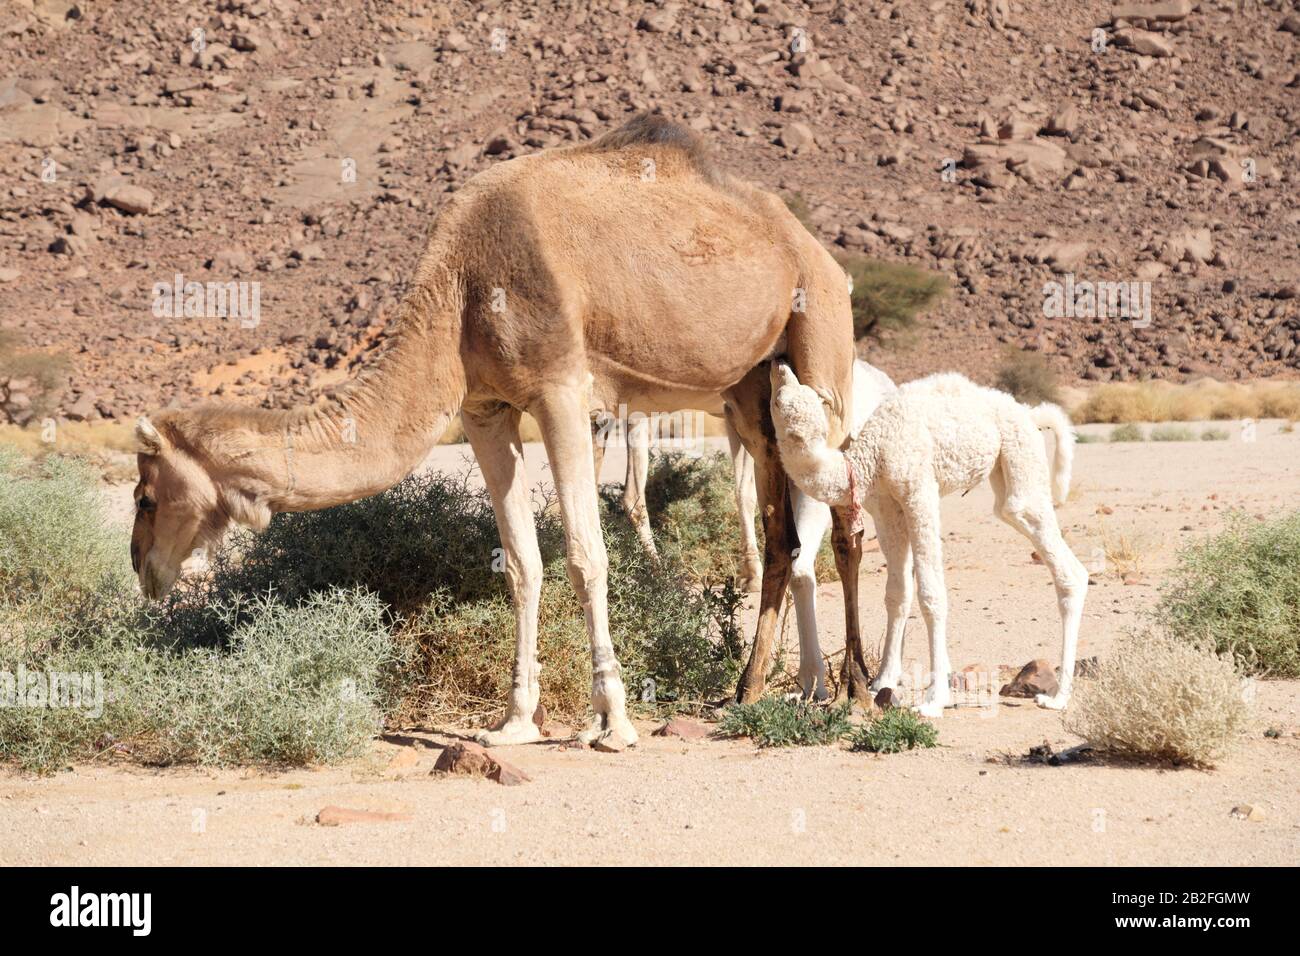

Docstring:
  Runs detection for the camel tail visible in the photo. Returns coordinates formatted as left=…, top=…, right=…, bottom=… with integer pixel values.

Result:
left=1030, top=402, right=1075, bottom=506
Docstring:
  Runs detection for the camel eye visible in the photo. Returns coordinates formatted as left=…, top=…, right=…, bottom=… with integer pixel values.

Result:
left=137, top=495, right=156, bottom=513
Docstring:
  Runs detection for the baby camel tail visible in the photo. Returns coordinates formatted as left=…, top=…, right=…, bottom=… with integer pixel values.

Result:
left=769, top=363, right=1088, bottom=717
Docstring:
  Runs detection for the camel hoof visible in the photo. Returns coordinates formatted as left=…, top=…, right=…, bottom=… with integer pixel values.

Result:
left=1035, top=692, right=1069, bottom=711
left=475, top=721, right=543, bottom=747
left=578, top=715, right=638, bottom=749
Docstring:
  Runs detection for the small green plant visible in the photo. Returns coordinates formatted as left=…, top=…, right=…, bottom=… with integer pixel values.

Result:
left=1156, top=511, right=1300, bottom=677
left=995, top=348, right=1061, bottom=406
left=1200, top=427, right=1229, bottom=441
left=1074, top=432, right=1104, bottom=444
left=719, top=697, right=851, bottom=747
left=1065, top=630, right=1248, bottom=767
left=1109, top=423, right=1145, bottom=442
left=1151, top=423, right=1196, bottom=442
left=849, top=707, right=939, bottom=753
left=837, top=254, right=948, bottom=340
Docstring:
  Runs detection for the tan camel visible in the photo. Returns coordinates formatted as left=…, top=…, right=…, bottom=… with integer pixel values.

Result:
left=129, top=115, right=864, bottom=749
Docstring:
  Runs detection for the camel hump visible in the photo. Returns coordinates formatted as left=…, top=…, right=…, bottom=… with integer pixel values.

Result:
left=585, top=112, right=720, bottom=182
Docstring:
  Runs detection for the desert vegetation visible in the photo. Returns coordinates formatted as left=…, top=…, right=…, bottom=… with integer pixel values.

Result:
left=995, top=347, right=1062, bottom=406
left=0, top=447, right=745, bottom=772
left=1065, top=631, right=1248, bottom=768
left=1155, top=511, right=1300, bottom=678
left=1073, top=379, right=1300, bottom=425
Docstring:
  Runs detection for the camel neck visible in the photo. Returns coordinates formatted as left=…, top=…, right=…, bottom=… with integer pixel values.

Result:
left=182, top=285, right=467, bottom=514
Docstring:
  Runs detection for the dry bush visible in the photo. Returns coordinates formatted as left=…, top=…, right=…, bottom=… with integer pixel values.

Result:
left=1065, top=631, right=1249, bottom=767
left=836, top=253, right=949, bottom=341
left=995, top=347, right=1062, bottom=405
left=1074, top=379, right=1300, bottom=424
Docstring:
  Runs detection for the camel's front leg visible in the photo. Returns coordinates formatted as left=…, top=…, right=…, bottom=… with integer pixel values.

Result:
left=462, top=403, right=544, bottom=747
left=790, top=489, right=831, bottom=700
left=725, top=417, right=762, bottom=593
left=904, top=486, right=952, bottom=718
left=726, top=372, right=796, bottom=703
left=535, top=388, right=638, bottom=749
left=831, top=506, right=873, bottom=704
left=869, top=498, right=912, bottom=695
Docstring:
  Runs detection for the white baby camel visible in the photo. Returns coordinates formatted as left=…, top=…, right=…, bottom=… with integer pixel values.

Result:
left=617, top=359, right=896, bottom=700
left=768, top=363, right=1087, bottom=716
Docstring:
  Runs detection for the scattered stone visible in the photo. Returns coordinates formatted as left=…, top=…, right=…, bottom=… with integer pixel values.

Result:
left=102, top=182, right=154, bottom=215
left=0, top=267, right=20, bottom=283
left=874, top=687, right=905, bottom=710
left=315, top=805, right=412, bottom=826
left=432, top=740, right=530, bottom=785
left=1229, top=804, right=1265, bottom=822
left=1113, top=29, right=1176, bottom=58
left=999, top=659, right=1059, bottom=699
left=653, top=717, right=711, bottom=740
left=777, top=122, right=816, bottom=153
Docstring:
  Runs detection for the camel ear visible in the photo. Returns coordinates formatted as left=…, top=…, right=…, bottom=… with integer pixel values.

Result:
left=135, top=416, right=166, bottom=455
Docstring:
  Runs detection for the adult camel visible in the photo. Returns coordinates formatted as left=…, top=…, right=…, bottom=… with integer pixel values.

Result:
left=128, top=114, right=870, bottom=748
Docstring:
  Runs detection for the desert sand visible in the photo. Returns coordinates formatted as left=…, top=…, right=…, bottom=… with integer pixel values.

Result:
left=3, top=423, right=1297, bottom=866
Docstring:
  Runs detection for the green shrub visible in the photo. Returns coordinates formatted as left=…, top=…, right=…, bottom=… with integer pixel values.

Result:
left=718, top=697, right=851, bottom=747
left=995, top=348, right=1061, bottom=406
left=1074, top=432, right=1104, bottom=444
left=837, top=254, right=948, bottom=340
left=1065, top=630, right=1248, bottom=767
left=0, top=454, right=745, bottom=771
left=1155, top=511, right=1300, bottom=677
left=1200, top=427, right=1229, bottom=441
left=849, top=707, right=939, bottom=753
left=0, top=448, right=129, bottom=622
left=1109, top=423, right=1145, bottom=442
left=1151, top=423, right=1196, bottom=442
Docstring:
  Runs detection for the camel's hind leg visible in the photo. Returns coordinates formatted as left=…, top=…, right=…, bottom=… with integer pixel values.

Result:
left=989, top=464, right=1088, bottom=710
left=902, top=484, right=953, bottom=718
left=462, top=402, right=545, bottom=747
left=726, top=417, right=763, bottom=593
left=725, top=370, right=796, bottom=704
left=622, top=414, right=658, bottom=558
left=533, top=387, right=637, bottom=748
left=869, top=497, right=913, bottom=695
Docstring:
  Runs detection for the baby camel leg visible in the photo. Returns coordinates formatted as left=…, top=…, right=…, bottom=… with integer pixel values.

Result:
left=726, top=417, right=763, bottom=593
left=869, top=498, right=913, bottom=695
left=789, top=489, right=832, bottom=700
left=990, top=469, right=1088, bottom=709
left=902, top=485, right=952, bottom=718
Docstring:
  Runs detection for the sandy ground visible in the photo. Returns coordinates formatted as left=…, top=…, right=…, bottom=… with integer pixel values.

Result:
left=5, top=423, right=1299, bottom=866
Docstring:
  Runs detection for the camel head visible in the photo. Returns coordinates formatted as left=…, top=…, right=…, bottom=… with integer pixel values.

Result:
left=130, top=415, right=233, bottom=600
left=769, top=361, right=830, bottom=451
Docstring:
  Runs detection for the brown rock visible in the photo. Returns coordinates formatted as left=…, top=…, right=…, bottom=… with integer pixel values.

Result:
left=315, top=805, right=412, bottom=826
left=103, top=183, right=154, bottom=215
left=653, top=717, right=711, bottom=740
left=1229, top=804, right=1265, bottom=822
left=874, top=687, right=905, bottom=710
left=999, top=659, right=1059, bottom=699
left=432, top=740, right=530, bottom=785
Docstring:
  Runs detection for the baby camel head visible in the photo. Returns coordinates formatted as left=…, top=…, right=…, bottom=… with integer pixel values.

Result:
left=769, top=361, right=830, bottom=451
left=130, top=415, right=238, bottom=600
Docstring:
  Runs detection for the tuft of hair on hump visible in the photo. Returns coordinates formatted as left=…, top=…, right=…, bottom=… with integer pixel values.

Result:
left=586, top=112, right=724, bottom=184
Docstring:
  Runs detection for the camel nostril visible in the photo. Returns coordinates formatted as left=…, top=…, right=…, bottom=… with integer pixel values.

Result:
left=131, top=542, right=141, bottom=574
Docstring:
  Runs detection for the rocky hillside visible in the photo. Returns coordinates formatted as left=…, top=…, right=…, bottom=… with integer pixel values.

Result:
left=1, top=0, right=1298, bottom=424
